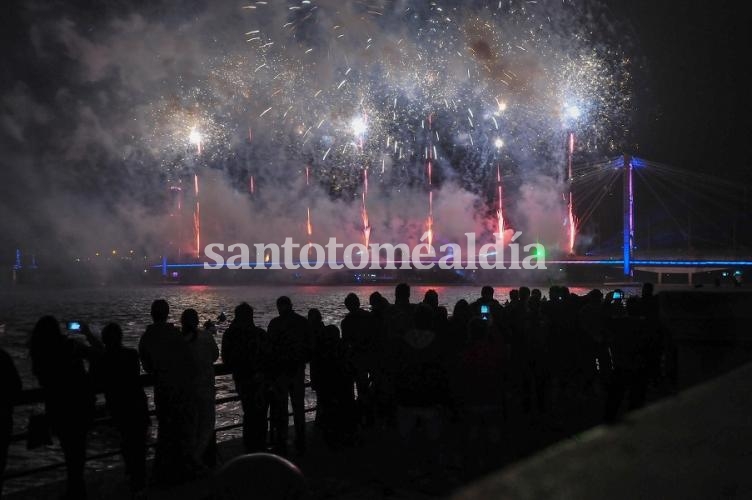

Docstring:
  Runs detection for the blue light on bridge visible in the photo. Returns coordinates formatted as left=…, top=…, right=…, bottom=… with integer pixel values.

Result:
left=151, top=259, right=752, bottom=270
left=632, top=260, right=752, bottom=267
left=631, top=157, right=647, bottom=168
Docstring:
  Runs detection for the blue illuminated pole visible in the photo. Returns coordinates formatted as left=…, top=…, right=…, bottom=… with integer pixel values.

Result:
left=623, top=154, right=634, bottom=277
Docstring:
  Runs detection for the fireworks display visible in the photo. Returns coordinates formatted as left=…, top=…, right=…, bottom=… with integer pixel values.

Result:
left=143, top=0, right=632, bottom=256
left=12, top=0, right=635, bottom=258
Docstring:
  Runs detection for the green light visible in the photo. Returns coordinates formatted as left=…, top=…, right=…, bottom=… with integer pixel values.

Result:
left=534, top=243, right=546, bottom=259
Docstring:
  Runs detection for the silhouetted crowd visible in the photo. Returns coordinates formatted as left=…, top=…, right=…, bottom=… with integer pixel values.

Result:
left=0, top=282, right=673, bottom=499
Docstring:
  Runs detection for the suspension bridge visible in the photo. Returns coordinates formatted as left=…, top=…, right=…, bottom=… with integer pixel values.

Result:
left=565, top=154, right=752, bottom=281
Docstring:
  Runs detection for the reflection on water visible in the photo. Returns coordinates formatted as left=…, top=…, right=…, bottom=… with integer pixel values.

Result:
left=0, top=284, right=623, bottom=492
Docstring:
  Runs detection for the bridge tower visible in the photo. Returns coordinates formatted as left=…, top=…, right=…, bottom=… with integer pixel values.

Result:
left=623, top=154, right=635, bottom=277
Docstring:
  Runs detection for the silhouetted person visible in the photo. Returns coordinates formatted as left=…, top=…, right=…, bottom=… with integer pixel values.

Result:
left=311, top=325, right=356, bottom=448
left=471, top=286, right=504, bottom=328
left=138, top=299, right=197, bottom=484
left=267, top=296, right=311, bottom=455
left=394, top=304, right=449, bottom=441
left=395, top=283, right=411, bottom=306
left=434, top=305, right=449, bottom=332
left=578, top=289, right=606, bottom=392
left=507, top=288, right=520, bottom=307
left=182, top=308, right=219, bottom=468
left=388, top=283, right=415, bottom=337
left=368, top=291, right=393, bottom=426
left=545, top=286, right=579, bottom=401
left=455, top=318, right=505, bottom=410
left=341, top=293, right=375, bottom=427
left=30, top=316, right=100, bottom=499
left=509, top=286, right=536, bottom=415
left=369, top=291, right=390, bottom=329
left=527, top=293, right=550, bottom=415
left=92, top=323, right=149, bottom=494
left=638, top=282, right=663, bottom=384
left=0, top=348, right=21, bottom=498
left=422, top=289, right=439, bottom=310
left=605, top=297, right=650, bottom=422
left=222, top=303, right=269, bottom=452
left=453, top=318, right=506, bottom=469
left=307, top=308, right=325, bottom=349
left=449, top=300, right=471, bottom=340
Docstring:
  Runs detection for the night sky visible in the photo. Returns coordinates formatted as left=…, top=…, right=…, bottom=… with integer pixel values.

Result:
left=1, top=0, right=749, bottom=268
left=613, top=0, right=750, bottom=178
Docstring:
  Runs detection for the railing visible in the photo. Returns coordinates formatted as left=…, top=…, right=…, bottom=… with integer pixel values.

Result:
left=4, top=363, right=315, bottom=481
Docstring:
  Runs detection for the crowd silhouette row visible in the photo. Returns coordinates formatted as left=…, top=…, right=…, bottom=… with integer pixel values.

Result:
left=0, top=283, right=671, bottom=499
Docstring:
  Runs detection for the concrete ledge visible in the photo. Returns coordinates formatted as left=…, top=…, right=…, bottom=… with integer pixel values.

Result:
left=453, top=361, right=752, bottom=500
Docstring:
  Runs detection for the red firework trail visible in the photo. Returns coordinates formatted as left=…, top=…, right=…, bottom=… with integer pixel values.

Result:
left=194, top=174, right=200, bottom=258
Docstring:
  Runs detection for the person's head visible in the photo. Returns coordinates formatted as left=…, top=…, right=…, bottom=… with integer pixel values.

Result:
left=642, top=282, right=654, bottom=298
left=151, top=299, right=169, bottom=324
left=481, top=286, right=494, bottom=300
left=276, top=296, right=293, bottom=315
left=395, top=283, right=410, bottom=304
left=453, top=299, right=470, bottom=319
left=369, top=291, right=388, bottom=311
left=509, top=289, right=519, bottom=302
left=531, top=288, right=542, bottom=302
left=519, top=286, right=531, bottom=302
left=101, top=323, right=123, bottom=349
left=414, top=303, right=433, bottom=331
left=308, top=308, right=322, bottom=325
left=181, top=308, right=199, bottom=333
left=344, top=293, right=360, bottom=313
left=423, top=289, right=439, bottom=309
left=587, top=289, right=603, bottom=304
left=234, top=302, right=254, bottom=324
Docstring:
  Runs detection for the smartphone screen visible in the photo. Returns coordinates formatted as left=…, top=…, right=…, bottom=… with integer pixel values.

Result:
left=67, top=321, right=81, bottom=331
left=480, top=304, right=490, bottom=319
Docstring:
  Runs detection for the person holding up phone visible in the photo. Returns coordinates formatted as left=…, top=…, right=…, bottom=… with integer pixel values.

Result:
left=29, top=316, right=103, bottom=500
left=470, top=286, right=503, bottom=329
